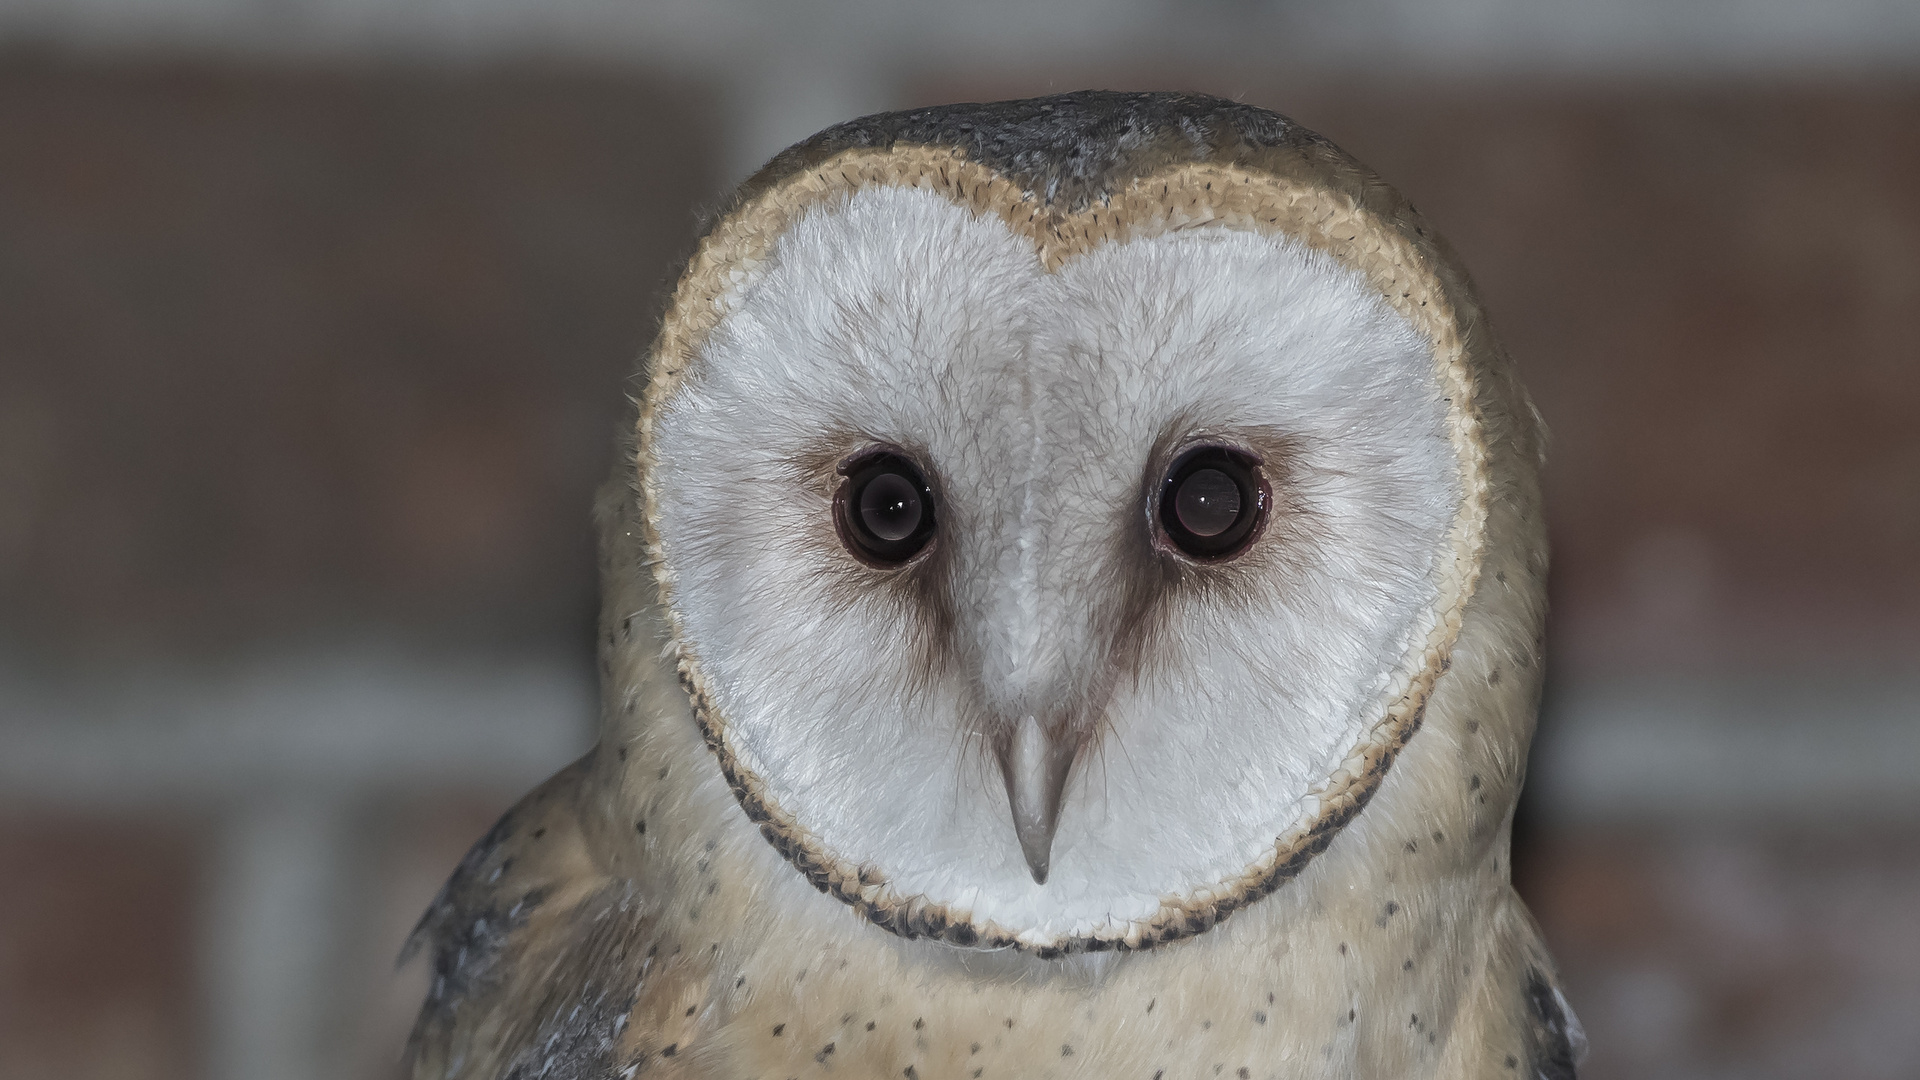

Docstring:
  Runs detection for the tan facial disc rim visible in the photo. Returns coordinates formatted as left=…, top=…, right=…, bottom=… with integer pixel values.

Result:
left=636, top=145, right=1490, bottom=955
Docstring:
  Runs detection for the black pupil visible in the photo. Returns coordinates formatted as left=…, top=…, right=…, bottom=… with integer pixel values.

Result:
left=1158, top=447, right=1264, bottom=561
left=1173, top=468, right=1242, bottom=537
left=858, top=471, right=923, bottom=541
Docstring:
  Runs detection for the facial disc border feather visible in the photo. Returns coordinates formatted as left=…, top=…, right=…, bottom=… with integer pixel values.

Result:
left=636, top=143, right=1491, bottom=955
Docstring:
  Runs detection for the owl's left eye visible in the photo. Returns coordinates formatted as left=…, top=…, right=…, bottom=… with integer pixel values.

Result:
left=1155, top=445, right=1270, bottom=562
left=834, top=450, right=937, bottom=567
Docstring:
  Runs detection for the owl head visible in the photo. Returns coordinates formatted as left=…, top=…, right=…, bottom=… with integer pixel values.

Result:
left=630, top=92, right=1542, bottom=957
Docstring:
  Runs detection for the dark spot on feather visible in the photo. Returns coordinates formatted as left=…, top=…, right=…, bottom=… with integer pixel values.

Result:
left=661, top=1044, right=677, bottom=1057
left=617, top=747, right=627, bottom=761
left=816, top=1043, right=835, bottom=1062
left=684, top=1006, right=695, bottom=1017
left=772, top=1024, right=784, bottom=1036
left=866, top=1021, right=875, bottom=1031
left=914, top=1018, right=924, bottom=1030
left=1253, top=1012, right=1267, bottom=1024
left=1404, top=959, right=1415, bottom=970
left=635, top=819, right=646, bottom=835
left=1470, top=775, right=1482, bottom=790
left=1062, top=1044, right=1074, bottom=1057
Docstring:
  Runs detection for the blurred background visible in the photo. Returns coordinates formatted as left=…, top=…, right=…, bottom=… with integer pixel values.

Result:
left=1, top=1, right=1917, bottom=1078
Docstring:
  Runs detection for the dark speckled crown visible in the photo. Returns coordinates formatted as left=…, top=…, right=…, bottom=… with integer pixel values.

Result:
left=739, top=91, right=1319, bottom=213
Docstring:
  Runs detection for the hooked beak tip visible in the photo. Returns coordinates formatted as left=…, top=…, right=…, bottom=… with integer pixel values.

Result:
left=998, top=713, right=1076, bottom=888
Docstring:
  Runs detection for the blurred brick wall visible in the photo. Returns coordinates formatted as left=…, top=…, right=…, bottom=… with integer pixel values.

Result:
left=0, top=57, right=719, bottom=1080
left=1518, top=826, right=1920, bottom=1080
left=0, top=815, right=201, bottom=1080
left=0, top=58, right=718, bottom=661
left=3, top=59, right=1917, bottom=1079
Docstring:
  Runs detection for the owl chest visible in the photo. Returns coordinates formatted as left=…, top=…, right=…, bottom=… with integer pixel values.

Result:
left=669, top=938, right=1475, bottom=1080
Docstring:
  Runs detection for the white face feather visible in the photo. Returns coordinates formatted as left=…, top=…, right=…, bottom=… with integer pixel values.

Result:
left=650, top=185, right=1458, bottom=943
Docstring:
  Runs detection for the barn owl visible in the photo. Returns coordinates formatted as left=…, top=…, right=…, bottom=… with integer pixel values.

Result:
left=404, top=91, right=1584, bottom=1080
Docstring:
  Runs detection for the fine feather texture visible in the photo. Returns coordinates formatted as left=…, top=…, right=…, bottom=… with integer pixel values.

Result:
left=648, top=185, right=1457, bottom=942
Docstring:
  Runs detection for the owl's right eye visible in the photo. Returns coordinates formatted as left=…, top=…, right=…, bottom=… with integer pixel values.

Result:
left=834, top=450, right=937, bottom=567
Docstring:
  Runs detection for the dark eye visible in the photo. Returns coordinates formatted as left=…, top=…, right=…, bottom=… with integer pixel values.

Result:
left=834, top=451, right=937, bottom=566
left=1156, top=445, right=1269, bottom=561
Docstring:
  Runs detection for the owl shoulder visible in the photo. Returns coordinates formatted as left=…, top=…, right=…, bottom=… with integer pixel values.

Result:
left=1454, top=888, right=1586, bottom=1080
left=402, top=754, right=683, bottom=1079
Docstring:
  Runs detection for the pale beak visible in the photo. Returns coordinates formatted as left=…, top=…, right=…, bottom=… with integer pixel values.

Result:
left=994, top=714, right=1079, bottom=884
